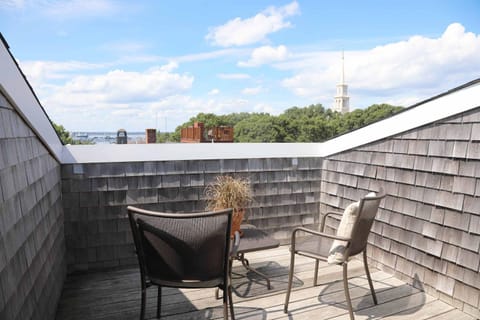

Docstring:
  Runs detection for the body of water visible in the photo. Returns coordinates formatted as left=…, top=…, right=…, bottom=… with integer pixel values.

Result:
left=72, top=132, right=147, bottom=144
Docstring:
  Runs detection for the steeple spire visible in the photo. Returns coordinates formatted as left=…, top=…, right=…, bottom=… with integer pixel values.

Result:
left=333, top=51, right=350, bottom=113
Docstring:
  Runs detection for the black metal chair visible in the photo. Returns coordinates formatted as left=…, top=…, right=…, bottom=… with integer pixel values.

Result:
left=284, top=188, right=386, bottom=320
left=127, top=206, right=240, bottom=320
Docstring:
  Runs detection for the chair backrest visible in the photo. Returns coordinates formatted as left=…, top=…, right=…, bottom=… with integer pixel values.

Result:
left=127, top=206, right=233, bottom=285
left=346, top=188, right=386, bottom=257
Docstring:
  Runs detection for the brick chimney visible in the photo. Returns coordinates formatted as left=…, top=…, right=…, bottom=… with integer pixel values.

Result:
left=145, top=128, right=156, bottom=143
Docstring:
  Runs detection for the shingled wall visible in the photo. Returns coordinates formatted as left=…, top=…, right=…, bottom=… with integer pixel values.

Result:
left=320, top=107, right=480, bottom=318
left=61, top=157, right=322, bottom=273
left=0, top=93, right=65, bottom=320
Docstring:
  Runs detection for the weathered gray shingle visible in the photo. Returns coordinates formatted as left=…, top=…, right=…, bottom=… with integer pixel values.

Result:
left=456, top=248, right=480, bottom=271
left=443, top=209, right=470, bottom=230
left=452, top=176, right=476, bottom=195
left=466, top=142, right=480, bottom=160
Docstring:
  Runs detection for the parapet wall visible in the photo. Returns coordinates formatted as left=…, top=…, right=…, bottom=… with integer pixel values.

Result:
left=61, top=157, right=322, bottom=273
left=321, top=107, right=480, bottom=318
left=0, top=93, right=65, bottom=320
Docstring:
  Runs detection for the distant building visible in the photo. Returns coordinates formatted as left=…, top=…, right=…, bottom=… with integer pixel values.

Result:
left=180, top=122, right=234, bottom=143
left=333, top=51, right=350, bottom=113
left=116, top=129, right=127, bottom=144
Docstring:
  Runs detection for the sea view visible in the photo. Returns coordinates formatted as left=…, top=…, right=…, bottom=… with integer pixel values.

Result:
left=72, top=131, right=149, bottom=144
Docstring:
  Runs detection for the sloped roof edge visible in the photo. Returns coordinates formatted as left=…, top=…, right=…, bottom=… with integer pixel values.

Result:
left=319, top=79, right=480, bottom=157
left=0, top=33, right=63, bottom=162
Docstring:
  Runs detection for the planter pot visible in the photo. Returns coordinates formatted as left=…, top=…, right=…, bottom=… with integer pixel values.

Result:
left=231, top=208, right=245, bottom=238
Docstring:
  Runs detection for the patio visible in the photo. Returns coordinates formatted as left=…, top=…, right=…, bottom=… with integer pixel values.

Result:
left=56, top=245, right=474, bottom=320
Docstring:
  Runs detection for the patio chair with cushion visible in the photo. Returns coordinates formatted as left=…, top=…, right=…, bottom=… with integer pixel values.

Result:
left=127, top=206, right=240, bottom=320
left=284, top=188, right=386, bottom=320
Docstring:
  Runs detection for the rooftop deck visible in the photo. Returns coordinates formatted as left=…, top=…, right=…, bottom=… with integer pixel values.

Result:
left=56, top=245, right=474, bottom=320
left=2, top=33, right=480, bottom=320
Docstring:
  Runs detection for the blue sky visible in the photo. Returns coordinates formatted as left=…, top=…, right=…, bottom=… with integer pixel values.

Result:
left=1, top=0, right=479, bottom=132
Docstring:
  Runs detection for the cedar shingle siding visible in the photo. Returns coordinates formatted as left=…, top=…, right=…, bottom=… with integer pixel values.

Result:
left=61, top=157, right=322, bottom=272
left=321, top=107, right=480, bottom=317
left=0, top=93, right=65, bottom=320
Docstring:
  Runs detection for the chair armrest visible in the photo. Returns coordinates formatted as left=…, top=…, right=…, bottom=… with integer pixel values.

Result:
left=292, top=227, right=350, bottom=241
left=320, top=211, right=343, bottom=232
left=291, top=226, right=351, bottom=252
left=230, top=231, right=241, bottom=257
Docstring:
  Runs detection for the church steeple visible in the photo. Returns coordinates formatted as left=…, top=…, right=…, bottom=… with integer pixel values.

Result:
left=333, top=51, right=350, bottom=113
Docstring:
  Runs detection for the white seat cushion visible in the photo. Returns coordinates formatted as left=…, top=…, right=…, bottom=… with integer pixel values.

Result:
left=327, top=201, right=359, bottom=264
left=327, top=192, right=376, bottom=264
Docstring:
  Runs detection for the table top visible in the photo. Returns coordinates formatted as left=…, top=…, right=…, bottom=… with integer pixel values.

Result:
left=237, top=224, right=280, bottom=254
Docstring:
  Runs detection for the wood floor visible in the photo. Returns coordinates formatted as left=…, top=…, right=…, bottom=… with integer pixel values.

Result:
left=56, top=246, right=475, bottom=320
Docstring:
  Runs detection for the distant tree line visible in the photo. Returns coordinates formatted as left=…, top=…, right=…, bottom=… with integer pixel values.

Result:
left=172, top=103, right=403, bottom=143
left=53, top=103, right=403, bottom=144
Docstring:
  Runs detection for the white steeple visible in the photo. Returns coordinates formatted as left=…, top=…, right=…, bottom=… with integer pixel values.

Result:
left=333, top=51, right=350, bottom=113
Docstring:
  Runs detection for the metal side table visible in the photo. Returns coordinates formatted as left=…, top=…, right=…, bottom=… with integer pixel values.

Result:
left=232, top=224, right=280, bottom=289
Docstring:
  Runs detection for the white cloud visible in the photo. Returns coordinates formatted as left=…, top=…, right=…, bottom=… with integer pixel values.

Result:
left=111, top=108, right=141, bottom=116
left=208, top=88, right=220, bottom=95
left=242, top=86, right=262, bottom=95
left=281, top=23, right=480, bottom=108
left=46, top=65, right=193, bottom=105
left=0, top=0, right=25, bottom=9
left=20, top=60, right=106, bottom=85
left=19, top=58, right=262, bottom=131
left=217, top=73, right=251, bottom=80
left=238, top=45, right=289, bottom=67
left=253, top=103, right=276, bottom=114
left=159, top=61, right=179, bottom=72
left=173, top=48, right=247, bottom=63
left=22, top=62, right=195, bottom=131
left=205, top=1, right=299, bottom=47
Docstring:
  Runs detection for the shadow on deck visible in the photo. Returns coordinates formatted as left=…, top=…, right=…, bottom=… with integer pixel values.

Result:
left=56, top=246, right=474, bottom=320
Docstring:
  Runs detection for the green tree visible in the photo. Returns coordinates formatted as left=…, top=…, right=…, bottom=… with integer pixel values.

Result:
left=156, top=131, right=176, bottom=143
left=234, top=114, right=285, bottom=142
left=52, top=122, right=74, bottom=145
left=173, top=103, right=403, bottom=143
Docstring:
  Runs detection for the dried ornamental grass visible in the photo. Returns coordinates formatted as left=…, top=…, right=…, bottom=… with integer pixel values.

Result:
left=206, top=175, right=252, bottom=237
left=205, top=175, right=252, bottom=211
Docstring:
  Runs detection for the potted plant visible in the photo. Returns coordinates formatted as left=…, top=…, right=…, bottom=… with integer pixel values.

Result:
left=205, top=175, right=253, bottom=237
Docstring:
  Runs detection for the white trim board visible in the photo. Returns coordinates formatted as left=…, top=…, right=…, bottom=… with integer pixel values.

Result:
left=61, top=143, right=323, bottom=163
left=0, top=40, right=63, bottom=161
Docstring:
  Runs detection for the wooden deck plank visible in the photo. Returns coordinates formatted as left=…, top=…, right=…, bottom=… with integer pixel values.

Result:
left=425, top=309, right=478, bottom=320
left=55, top=245, right=474, bottom=320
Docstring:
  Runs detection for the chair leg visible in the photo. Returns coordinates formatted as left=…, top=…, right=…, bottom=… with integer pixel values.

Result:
left=140, top=287, right=146, bottom=320
left=343, top=263, right=355, bottom=320
left=157, top=286, right=162, bottom=319
left=283, top=250, right=296, bottom=313
left=223, top=285, right=228, bottom=320
left=363, top=249, right=377, bottom=305
left=314, top=259, right=319, bottom=286
left=228, top=284, right=235, bottom=320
